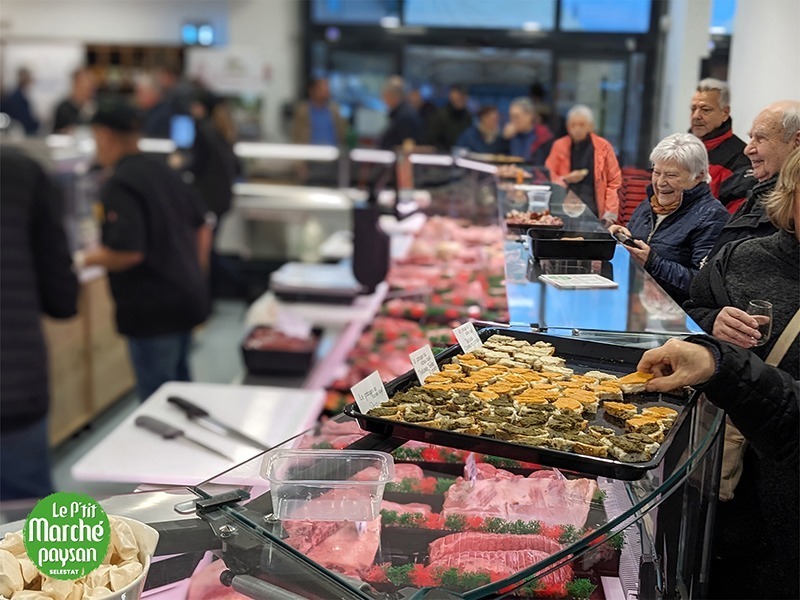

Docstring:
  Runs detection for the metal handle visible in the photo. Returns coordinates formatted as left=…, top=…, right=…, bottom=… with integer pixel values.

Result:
left=167, top=396, right=209, bottom=419
left=135, top=415, right=183, bottom=439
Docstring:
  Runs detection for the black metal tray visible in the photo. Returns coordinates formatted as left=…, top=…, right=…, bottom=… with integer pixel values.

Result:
left=527, top=229, right=616, bottom=261
left=344, top=328, right=695, bottom=480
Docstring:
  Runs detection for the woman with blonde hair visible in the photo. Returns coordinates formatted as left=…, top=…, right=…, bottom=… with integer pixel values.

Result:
left=683, top=147, right=799, bottom=600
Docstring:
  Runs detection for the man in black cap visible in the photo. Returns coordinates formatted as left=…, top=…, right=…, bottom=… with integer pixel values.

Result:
left=78, top=100, right=212, bottom=401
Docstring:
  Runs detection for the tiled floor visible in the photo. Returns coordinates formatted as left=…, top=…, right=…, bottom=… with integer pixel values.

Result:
left=51, top=300, right=249, bottom=499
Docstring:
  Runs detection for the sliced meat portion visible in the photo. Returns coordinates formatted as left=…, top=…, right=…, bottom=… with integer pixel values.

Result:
left=429, top=533, right=562, bottom=563
left=428, top=549, right=572, bottom=586
left=305, top=518, right=381, bottom=579
left=283, top=520, right=346, bottom=555
left=443, top=468, right=596, bottom=528
left=381, top=500, right=433, bottom=516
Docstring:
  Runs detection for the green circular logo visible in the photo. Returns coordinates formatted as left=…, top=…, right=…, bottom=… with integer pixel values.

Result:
left=23, top=492, right=110, bottom=580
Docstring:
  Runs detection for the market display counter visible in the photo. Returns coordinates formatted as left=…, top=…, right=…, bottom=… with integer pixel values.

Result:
left=43, top=267, right=135, bottom=446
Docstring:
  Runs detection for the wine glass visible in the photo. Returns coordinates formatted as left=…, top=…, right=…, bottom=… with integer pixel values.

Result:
left=747, top=300, right=773, bottom=347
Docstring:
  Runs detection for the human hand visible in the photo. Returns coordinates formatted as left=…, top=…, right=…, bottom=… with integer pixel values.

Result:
left=563, top=169, right=588, bottom=184
left=608, top=224, right=632, bottom=238
left=503, top=123, right=517, bottom=139
left=712, top=306, right=761, bottom=348
left=638, top=338, right=717, bottom=392
left=624, top=239, right=651, bottom=265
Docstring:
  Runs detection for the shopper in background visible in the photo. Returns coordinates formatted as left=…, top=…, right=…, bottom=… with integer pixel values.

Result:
left=503, top=97, right=553, bottom=163
left=79, top=100, right=212, bottom=401
left=407, top=88, right=437, bottom=137
left=290, top=77, right=347, bottom=146
left=0, top=146, right=79, bottom=500
left=545, top=104, right=621, bottom=225
left=689, top=78, right=753, bottom=214
left=52, top=68, right=97, bottom=133
left=189, top=91, right=241, bottom=296
left=707, top=100, right=800, bottom=258
left=379, top=76, right=423, bottom=150
left=427, top=85, right=473, bottom=151
left=134, top=73, right=171, bottom=139
left=1, top=67, right=39, bottom=135
left=455, top=105, right=508, bottom=155
left=609, top=133, right=729, bottom=305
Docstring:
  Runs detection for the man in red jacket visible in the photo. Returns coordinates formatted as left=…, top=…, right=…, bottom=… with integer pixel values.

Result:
left=690, top=78, right=753, bottom=213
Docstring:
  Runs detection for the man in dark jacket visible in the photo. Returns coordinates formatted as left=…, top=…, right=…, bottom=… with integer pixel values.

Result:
left=379, top=76, right=422, bottom=150
left=707, top=100, right=800, bottom=258
left=0, top=146, right=79, bottom=500
left=80, top=100, right=212, bottom=401
left=427, top=85, right=473, bottom=151
left=640, top=337, right=798, bottom=600
left=690, top=79, right=752, bottom=213
left=1, top=67, right=39, bottom=135
left=52, top=68, right=96, bottom=133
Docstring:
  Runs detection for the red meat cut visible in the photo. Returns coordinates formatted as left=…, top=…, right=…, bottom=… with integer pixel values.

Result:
left=427, top=533, right=573, bottom=587
left=443, top=466, right=596, bottom=528
left=381, top=500, right=433, bottom=516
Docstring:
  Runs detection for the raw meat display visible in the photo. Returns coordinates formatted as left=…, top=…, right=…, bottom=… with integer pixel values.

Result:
left=305, top=518, right=381, bottom=578
left=506, top=210, right=564, bottom=228
left=381, top=500, right=433, bottom=516
left=427, top=532, right=573, bottom=587
left=242, top=327, right=316, bottom=352
left=442, top=466, right=597, bottom=528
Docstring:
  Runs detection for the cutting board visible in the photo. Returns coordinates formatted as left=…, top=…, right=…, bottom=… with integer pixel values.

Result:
left=72, top=382, right=325, bottom=487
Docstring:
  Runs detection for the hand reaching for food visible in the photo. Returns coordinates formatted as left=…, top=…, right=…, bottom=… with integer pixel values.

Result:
left=563, top=169, right=589, bottom=184
left=637, top=338, right=716, bottom=392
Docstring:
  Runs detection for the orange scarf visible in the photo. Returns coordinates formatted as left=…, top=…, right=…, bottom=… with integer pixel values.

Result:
left=650, top=193, right=682, bottom=216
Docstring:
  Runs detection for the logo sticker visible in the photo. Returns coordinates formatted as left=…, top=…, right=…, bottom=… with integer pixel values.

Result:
left=23, top=492, right=110, bottom=580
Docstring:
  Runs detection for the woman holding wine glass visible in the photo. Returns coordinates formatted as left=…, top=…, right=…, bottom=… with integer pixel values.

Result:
left=684, top=146, right=800, bottom=378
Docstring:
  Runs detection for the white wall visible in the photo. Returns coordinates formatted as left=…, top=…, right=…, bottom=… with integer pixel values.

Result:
left=728, top=0, right=800, bottom=139
left=656, top=0, right=712, bottom=140
left=227, top=0, right=301, bottom=142
left=0, top=0, right=230, bottom=45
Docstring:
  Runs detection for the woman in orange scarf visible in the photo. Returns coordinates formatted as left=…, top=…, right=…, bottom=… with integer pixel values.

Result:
left=609, top=133, right=729, bottom=305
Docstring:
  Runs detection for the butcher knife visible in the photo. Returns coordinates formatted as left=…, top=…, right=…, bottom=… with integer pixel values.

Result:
left=134, top=415, right=233, bottom=461
left=167, top=396, right=271, bottom=452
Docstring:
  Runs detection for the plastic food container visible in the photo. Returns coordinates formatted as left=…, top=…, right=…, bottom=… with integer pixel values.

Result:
left=263, top=449, right=395, bottom=521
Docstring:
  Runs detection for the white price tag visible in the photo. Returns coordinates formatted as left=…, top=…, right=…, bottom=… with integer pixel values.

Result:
left=453, top=322, right=483, bottom=353
left=409, top=345, right=439, bottom=385
left=351, top=371, right=389, bottom=413
left=465, top=453, right=478, bottom=487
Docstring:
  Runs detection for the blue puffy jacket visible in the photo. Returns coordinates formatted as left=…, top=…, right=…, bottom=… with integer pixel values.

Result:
left=627, top=182, right=729, bottom=305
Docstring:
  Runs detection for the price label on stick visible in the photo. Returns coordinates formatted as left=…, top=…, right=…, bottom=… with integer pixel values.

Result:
left=352, top=371, right=389, bottom=413
left=410, top=345, right=439, bottom=385
left=453, top=322, right=483, bottom=353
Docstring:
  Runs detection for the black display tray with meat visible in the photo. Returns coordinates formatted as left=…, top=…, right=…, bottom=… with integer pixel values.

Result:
left=344, top=327, right=695, bottom=480
left=526, top=229, right=617, bottom=261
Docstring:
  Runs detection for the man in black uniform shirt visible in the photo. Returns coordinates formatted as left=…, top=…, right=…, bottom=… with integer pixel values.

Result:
left=79, top=100, right=212, bottom=401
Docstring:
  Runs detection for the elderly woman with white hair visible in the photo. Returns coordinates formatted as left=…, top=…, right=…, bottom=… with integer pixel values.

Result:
left=545, top=104, right=622, bottom=225
left=609, top=133, right=729, bottom=304
left=502, top=97, right=553, bottom=163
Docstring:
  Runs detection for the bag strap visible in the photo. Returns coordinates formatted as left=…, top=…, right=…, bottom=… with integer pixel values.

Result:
left=766, top=307, right=800, bottom=366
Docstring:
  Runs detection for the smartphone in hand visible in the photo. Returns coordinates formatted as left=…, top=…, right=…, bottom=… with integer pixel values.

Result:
left=613, top=231, right=638, bottom=247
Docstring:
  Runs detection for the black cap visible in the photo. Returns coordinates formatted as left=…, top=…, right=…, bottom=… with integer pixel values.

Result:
left=90, top=99, right=142, bottom=132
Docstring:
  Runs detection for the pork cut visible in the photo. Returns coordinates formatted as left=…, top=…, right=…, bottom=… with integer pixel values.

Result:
left=427, top=533, right=572, bottom=587
left=443, top=465, right=596, bottom=528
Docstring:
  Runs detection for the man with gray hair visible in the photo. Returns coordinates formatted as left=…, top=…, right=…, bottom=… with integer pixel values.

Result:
left=545, top=104, right=621, bottom=225
left=707, top=99, right=800, bottom=257
left=379, top=76, right=422, bottom=150
left=690, top=78, right=752, bottom=212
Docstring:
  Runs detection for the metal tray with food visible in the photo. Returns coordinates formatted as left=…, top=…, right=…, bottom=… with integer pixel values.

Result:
left=527, top=229, right=617, bottom=261
left=344, top=327, right=695, bottom=480
left=505, top=211, right=565, bottom=233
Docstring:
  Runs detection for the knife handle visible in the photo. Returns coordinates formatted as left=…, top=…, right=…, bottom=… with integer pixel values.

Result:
left=135, top=415, right=183, bottom=439
left=167, top=396, right=209, bottom=419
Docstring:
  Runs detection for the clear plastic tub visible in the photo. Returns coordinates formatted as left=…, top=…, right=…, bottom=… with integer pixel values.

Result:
left=263, top=449, right=395, bottom=521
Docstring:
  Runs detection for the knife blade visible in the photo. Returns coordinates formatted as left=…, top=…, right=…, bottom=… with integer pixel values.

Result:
left=167, top=396, right=270, bottom=452
left=134, top=415, right=233, bottom=461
